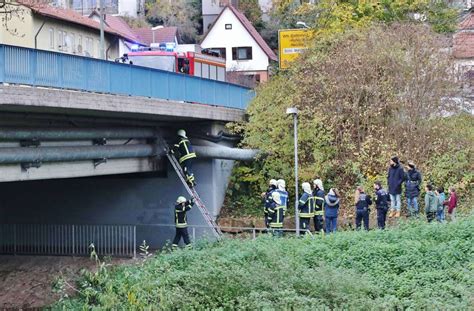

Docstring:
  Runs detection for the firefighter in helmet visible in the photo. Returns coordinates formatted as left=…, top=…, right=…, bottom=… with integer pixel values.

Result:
left=172, top=129, right=197, bottom=187
left=172, top=196, right=194, bottom=248
left=261, top=179, right=278, bottom=228
left=299, top=182, right=315, bottom=233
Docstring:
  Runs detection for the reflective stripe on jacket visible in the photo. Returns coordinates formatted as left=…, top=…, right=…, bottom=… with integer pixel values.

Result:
left=298, top=192, right=315, bottom=218
left=174, top=138, right=197, bottom=163
left=175, top=200, right=193, bottom=228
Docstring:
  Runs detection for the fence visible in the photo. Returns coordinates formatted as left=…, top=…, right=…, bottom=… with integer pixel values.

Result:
left=0, top=44, right=254, bottom=110
left=0, top=224, right=136, bottom=257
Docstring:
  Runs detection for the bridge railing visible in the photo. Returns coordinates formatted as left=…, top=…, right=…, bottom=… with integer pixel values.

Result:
left=0, top=44, right=254, bottom=110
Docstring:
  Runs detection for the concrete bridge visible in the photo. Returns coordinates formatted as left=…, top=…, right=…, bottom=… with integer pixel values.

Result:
left=0, top=44, right=255, bottom=254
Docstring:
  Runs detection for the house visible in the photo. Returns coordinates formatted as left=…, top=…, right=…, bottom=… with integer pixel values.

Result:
left=0, top=1, right=142, bottom=60
left=53, top=0, right=145, bottom=17
left=200, top=5, right=277, bottom=85
left=202, top=0, right=272, bottom=31
left=88, top=11, right=145, bottom=56
left=133, top=26, right=179, bottom=48
left=453, top=7, right=474, bottom=107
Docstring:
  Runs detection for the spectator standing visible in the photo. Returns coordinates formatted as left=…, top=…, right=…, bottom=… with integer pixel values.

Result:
left=324, top=188, right=340, bottom=234
left=355, top=186, right=372, bottom=231
left=445, top=187, right=458, bottom=222
left=405, top=161, right=422, bottom=217
left=436, top=187, right=446, bottom=223
left=387, top=156, right=405, bottom=218
left=424, top=185, right=437, bottom=223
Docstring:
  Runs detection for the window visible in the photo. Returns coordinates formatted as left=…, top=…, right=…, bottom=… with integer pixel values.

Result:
left=225, top=24, right=232, bottom=30
left=70, top=33, right=75, bottom=53
left=232, top=47, right=252, bottom=60
left=49, top=28, right=54, bottom=49
left=58, top=30, right=64, bottom=50
left=63, top=31, right=68, bottom=51
left=77, top=35, right=83, bottom=54
left=85, top=37, right=93, bottom=57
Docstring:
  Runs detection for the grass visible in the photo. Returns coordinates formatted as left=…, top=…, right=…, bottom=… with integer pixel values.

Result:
left=54, top=216, right=474, bottom=310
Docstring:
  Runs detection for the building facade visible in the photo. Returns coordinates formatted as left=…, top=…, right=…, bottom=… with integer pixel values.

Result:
left=201, top=5, right=276, bottom=86
left=53, top=0, right=145, bottom=17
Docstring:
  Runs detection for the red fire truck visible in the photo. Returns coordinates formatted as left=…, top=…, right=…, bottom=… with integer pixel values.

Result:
left=124, top=50, right=227, bottom=82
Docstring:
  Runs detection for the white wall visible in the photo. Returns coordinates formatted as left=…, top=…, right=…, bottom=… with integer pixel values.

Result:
left=201, top=8, right=269, bottom=72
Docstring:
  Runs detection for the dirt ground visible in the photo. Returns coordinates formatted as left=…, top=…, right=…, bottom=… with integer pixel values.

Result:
left=0, top=255, right=133, bottom=309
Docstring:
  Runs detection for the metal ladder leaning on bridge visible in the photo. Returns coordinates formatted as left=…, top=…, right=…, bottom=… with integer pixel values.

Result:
left=157, top=135, right=223, bottom=240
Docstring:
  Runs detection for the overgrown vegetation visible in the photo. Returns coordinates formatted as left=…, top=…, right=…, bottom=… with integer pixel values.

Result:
left=53, top=216, right=474, bottom=309
left=224, top=22, right=473, bottom=218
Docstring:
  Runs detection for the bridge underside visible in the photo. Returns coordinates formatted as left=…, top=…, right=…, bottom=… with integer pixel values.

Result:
left=0, top=84, right=246, bottom=251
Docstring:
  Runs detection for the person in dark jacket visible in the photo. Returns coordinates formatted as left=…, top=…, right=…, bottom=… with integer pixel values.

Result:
left=261, top=179, right=277, bottom=228
left=405, top=161, right=422, bottom=217
left=387, top=156, right=405, bottom=218
left=355, top=186, right=372, bottom=230
left=424, top=184, right=437, bottom=223
left=298, top=182, right=315, bottom=233
left=374, top=181, right=390, bottom=229
left=268, top=191, right=285, bottom=237
left=172, top=196, right=194, bottom=248
left=172, top=129, right=197, bottom=187
left=313, top=179, right=325, bottom=233
left=324, top=188, right=340, bottom=234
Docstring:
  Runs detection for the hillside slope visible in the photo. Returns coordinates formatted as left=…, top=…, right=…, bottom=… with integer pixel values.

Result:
left=54, top=216, right=474, bottom=310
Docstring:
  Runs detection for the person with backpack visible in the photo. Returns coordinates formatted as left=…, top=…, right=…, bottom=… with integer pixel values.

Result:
left=387, top=156, right=405, bottom=218
left=436, top=186, right=446, bottom=223
left=374, top=181, right=390, bottom=229
left=355, top=186, right=373, bottom=231
left=424, top=184, right=437, bottom=223
left=405, top=161, right=422, bottom=217
left=324, top=188, right=340, bottom=234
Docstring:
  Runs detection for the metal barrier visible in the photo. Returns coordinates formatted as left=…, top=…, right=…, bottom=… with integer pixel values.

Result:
left=0, top=44, right=254, bottom=110
left=0, top=224, right=136, bottom=258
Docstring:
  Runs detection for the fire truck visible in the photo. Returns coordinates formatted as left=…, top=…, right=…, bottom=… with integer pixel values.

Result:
left=123, top=50, right=227, bottom=82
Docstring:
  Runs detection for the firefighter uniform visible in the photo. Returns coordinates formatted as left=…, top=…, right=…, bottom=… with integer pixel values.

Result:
left=173, top=130, right=197, bottom=186
left=298, top=182, right=315, bottom=233
left=172, top=196, right=194, bottom=248
left=313, top=189, right=325, bottom=233
left=263, top=180, right=277, bottom=228
left=268, top=191, right=285, bottom=237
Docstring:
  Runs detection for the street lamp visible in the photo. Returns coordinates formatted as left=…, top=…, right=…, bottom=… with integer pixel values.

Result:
left=296, top=21, right=310, bottom=29
left=286, top=107, right=299, bottom=236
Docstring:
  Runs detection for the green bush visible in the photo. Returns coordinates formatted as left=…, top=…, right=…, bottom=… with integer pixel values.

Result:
left=54, top=216, right=474, bottom=310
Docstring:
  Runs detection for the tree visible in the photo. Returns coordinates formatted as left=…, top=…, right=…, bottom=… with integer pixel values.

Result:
left=145, top=0, right=200, bottom=43
left=231, top=23, right=470, bottom=215
left=238, top=0, right=264, bottom=32
left=0, top=0, right=50, bottom=36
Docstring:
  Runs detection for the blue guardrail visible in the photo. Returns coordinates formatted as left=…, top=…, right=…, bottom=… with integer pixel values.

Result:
left=0, top=44, right=254, bottom=110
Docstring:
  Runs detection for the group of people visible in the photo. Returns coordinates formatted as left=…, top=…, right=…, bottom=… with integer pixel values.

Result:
left=262, top=156, right=459, bottom=234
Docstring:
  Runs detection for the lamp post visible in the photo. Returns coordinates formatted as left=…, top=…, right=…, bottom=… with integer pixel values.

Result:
left=296, top=21, right=310, bottom=29
left=286, top=107, right=299, bottom=236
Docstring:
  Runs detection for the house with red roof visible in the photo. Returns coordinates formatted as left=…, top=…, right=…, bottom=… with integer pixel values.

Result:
left=200, top=5, right=277, bottom=86
left=0, top=1, right=142, bottom=60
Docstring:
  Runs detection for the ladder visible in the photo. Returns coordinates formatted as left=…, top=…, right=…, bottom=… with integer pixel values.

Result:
left=158, top=136, right=223, bottom=240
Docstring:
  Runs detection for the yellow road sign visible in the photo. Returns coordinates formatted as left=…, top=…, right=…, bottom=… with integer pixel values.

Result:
left=278, top=29, right=311, bottom=69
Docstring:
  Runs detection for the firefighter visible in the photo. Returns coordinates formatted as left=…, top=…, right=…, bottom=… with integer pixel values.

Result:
left=313, top=179, right=325, bottom=233
left=261, top=179, right=278, bottom=228
left=276, top=179, right=289, bottom=216
left=298, top=182, right=315, bottom=233
left=268, top=191, right=284, bottom=237
left=172, top=129, right=197, bottom=187
left=172, top=196, right=194, bottom=249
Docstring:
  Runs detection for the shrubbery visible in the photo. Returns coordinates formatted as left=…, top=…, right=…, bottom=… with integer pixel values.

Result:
left=54, top=216, right=474, bottom=310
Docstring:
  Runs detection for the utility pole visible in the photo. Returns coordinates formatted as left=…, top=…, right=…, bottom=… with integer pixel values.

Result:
left=286, top=107, right=299, bottom=236
left=99, top=0, right=105, bottom=59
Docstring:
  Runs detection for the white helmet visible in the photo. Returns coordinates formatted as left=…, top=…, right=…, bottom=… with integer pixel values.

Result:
left=277, top=179, right=286, bottom=190
left=269, top=179, right=278, bottom=187
left=177, top=129, right=187, bottom=138
left=176, top=196, right=187, bottom=204
left=272, top=191, right=281, bottom=205
left=313, top=179, right=324, bottom=191
left=302, top=182, right=312, bottom=194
